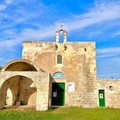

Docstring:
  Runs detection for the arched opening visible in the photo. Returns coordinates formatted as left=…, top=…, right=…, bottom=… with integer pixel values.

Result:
left=6, top=88, right=13, bottom=106
left=57, top=54, right=62, bottom=64
left=59, top=31, right=64, bottom=43
left=53, top=72, right=65, bottom=79
left=28, top=91, right=37, bottom=105
left=4, top=62, right=37, bottom=71
left=0, top=75, right=37, bottom=108
left=52, top=72, right=65, bottom=106
left=55, top=26, right=67, bottom=43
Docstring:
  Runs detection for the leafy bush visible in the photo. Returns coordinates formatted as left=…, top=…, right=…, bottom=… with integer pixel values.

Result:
left=0, top=66, right=2, bottom=70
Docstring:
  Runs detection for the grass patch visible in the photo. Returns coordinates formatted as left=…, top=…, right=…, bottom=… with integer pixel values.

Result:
left=0, top=107, right=120, bottom=120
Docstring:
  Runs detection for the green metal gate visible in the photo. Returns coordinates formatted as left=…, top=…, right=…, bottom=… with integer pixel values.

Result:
left=52, top=83, right=65, bottom=106
left=98, top=90, right=105, bottom=107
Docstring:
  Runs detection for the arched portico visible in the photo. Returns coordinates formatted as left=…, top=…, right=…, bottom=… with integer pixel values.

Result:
left=0, top=75, right=37, bottom=107
left=0, top=59, right=50, bottom=111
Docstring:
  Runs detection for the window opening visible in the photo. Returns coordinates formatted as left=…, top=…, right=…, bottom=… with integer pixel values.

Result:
left=57, top=54, right=62, bottom=64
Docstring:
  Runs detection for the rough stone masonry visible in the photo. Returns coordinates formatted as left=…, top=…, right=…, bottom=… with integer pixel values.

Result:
left=0, top=27, right=120, bottom=111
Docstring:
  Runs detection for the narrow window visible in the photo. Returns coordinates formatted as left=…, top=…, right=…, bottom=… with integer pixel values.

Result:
left=57, top=54, right=62, bottom=64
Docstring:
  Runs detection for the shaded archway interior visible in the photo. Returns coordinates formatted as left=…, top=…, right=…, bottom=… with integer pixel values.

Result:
left=5, top=62, right=37, bottom=71
left=0, top=75, right=37, bottom=106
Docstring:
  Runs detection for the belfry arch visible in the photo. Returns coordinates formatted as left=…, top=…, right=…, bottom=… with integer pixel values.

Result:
left=56, top=25, right=67, bottom=43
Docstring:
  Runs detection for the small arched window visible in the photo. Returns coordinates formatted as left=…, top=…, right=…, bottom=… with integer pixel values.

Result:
left=53, top=72, right=65, bottom=78
left=57, top=54, right=62, bottom=64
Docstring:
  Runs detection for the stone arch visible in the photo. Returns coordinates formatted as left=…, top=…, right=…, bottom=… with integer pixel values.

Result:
left=0, top=59, right=50, bottom=110
left=0, top=75, right=37, bottom=107
left=56, top=26, right=67, bottom=43
left=6, top=88, right=13, bottom=106
left=28, top=91, right=37, bottom=105
left=2, top=59, right=41, bottom=71
left=0, top=72, right=38, bottom=86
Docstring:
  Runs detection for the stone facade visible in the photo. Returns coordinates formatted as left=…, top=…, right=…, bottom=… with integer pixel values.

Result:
left=22, top=41, right=97, bottom=108
left=0, top=27, right=120, bottom=110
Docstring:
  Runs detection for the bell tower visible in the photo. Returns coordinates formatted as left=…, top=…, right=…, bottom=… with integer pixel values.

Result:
left=56, top=25, right=67, bottom=43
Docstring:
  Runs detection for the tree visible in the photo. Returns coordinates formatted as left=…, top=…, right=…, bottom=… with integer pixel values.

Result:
left=0, top=66, right=3, bottom=70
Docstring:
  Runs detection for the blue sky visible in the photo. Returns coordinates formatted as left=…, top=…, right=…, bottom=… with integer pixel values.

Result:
left=0, top=0, right=120, bottom=78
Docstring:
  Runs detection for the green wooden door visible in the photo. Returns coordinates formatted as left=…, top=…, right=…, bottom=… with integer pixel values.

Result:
left=52, top=83, right=65, bottom=106
left=99, top=90, right=105, bottom=107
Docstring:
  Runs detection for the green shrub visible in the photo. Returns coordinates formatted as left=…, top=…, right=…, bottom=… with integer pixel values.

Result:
left=0, top=66, right=3, bottom=70
left=20, top=101, right=28, bottom=105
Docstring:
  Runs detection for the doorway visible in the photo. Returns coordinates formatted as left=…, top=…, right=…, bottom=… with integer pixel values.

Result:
left=52, top=83, right=65, bottom=106
left=98, top=90, right=105, bottom=107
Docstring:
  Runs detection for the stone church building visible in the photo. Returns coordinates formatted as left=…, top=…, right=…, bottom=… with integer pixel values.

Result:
left=0, top=27, right=120, bottom=111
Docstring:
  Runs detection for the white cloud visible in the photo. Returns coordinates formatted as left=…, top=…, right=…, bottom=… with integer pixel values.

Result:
left=97, top=54, right=114, bottom=58
left=0, top=5, right=7, bottom=11
left=0, top=39, right=21, bottom=52
left=97, top=47, right=120, bottom=58
left=0, top=0, right=13, bottom=11
left=13, top=1, right=120, bottom=44
left=97, top=56, right=120, bottom=79
left=4, top=30, right=16, bottom=35
left=64, top=2, right=120, bottom=31
left=1, top=1, right=120, bottom=66
left=97, top=47, right=120, bottom=54
left=5, top=0, right=13, bottom=5
left=14, top=1, right=120, bottom=42
left=88, top=31, right=102, bottom=38
left=1, top=1, right=120, bottom=52
left=1, top=1, right=120, bottom=41
left=20, top=26, right=58, bottom=41
left=113, top=31, right=120, bottom=37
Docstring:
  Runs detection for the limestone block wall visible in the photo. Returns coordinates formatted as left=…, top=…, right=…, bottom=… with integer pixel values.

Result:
left=22, top=41, right=97, bottom=108
left=0, top=70, right=50, bottom=111
left=97, top=78, right=120, bottom=108
left=36, top=72, right=50, bottom=110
